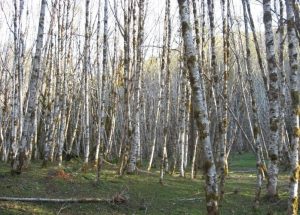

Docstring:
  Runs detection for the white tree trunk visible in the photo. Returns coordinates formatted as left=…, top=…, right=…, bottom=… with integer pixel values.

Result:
left=178, top=0, right=218, bottom=213
left=128, top=0, right=145, bottom=173
left=263, top=0, right=280, bottom=199
left=83, top=0, right=91, bottom=167
left=12, top=0, right=47, bottom=173
left=147, top=0, right=168, bottom=172
left=286, top=0, right=300, bottom=214
left=242, top=0, right=266, bottom=205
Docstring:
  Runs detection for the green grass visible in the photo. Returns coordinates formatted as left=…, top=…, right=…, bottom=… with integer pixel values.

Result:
left=0, top=153, right=292, bottom=214
left=229, top=152, right=257, bottom=171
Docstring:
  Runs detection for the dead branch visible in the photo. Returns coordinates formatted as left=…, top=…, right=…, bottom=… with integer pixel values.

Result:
left=136, top=167, right=157, bottom=176
left=0, top=193, right=128, bottom=204
left=0, top=197, right=111, bottom=203
left=103, top=159, right=117, bottom=166
left=176, top=197, right=203, bottom=201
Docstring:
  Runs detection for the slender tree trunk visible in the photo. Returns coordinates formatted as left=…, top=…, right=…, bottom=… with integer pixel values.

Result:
left=43, top=0, right=58, bottom=167
left=58, top=0, right=71, bottom=166
left=105, top=0, right=118, bottom=158
left=245, top=0, right=268, bottom=89
left=11, top=0, right=23, bottom=171
left=83, top=0, right=91, bottom=168
left=128, top=0, right=145, bottom=173
left=190, top=0, right=205, bottom=180
left=241, top=0, right=266, bottom=205
left=119, top=0, right=132, bottom=175
left=191, top=130, right=199, bottom=179
left=159, top=0, right=171, bottom=182
left=147, top=0, right=168, bottom=172
left=178, top=0, right=218, bottom=213
left=12, top=0, right=47, bottom=174
left=95, top=0, right=101, bottom=165
left=179, top=72, right=187, bottom=177
left=277, top=0, right=288, bottom=164
left=286, top=0, right=300, bottom=213
left=18, top=0, right=24, bottom=149
left=263, top=0, right=280, bottom=199
left=219, top=0, right=229, bottom=200
left=96, top=0, right=108, bottom=179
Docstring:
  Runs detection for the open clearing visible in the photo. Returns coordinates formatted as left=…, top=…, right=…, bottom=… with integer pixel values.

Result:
left=0, top=153, right=290, bottom=214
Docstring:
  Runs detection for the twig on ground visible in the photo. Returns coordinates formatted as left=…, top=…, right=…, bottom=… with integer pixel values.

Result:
left=176, top=197, right=203, bottom=201
left=56, top=203, right=69, bottom=215
left=103, top=159, right=117, bottom=166
left=136, top=168, right=157, bottom=176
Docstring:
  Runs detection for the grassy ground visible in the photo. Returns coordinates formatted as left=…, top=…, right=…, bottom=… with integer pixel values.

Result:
left=0, top=153, right=291, bottom=214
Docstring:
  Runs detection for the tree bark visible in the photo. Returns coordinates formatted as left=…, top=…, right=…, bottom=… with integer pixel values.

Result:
left=12, top=0, right=47, bottom=174
left=263, top=0, right=280, bottom=199
left=178, top=0, right=218, bottom=213
left=83, top=0, right=91, bottom=168
left=286, top=0, right=300, bottom=214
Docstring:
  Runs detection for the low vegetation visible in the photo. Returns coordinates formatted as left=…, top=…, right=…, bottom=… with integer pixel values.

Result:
left=0, top=153, right=290, bottom=214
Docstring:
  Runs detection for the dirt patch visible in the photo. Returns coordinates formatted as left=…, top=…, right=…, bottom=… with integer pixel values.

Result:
left=47, top=169, right=73, bottom=181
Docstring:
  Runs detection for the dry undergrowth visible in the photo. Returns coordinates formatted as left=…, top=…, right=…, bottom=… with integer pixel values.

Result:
left=47, top=169, right=73, bottom=181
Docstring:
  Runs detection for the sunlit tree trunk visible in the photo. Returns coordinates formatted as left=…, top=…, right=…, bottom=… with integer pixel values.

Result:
left=178, top=0, right=218, bottom=213
left=12, top=0, right=47, bottom=174
left=179, top=72, right=187, bottom=177
left=83, top=0, right=91, bottom=168
left=277, top=0, right=288, bottom=164
left=159, top=0, right=171, bottom=182
left=190, top=0, right=202, bottom=179
left=245, top=0, right=268, bottom=89
left=129, top=0, right=138, bottom=171
left=11, top=0, right=24, bottom=171
left=292, top=0, right=300, bottom=36
left=241, top=0, right=266, bottom=206
left=119, top=0, right=132, bottom=175
left=147, top=0, right=169, bottom=172
left=128, top=0, right=145, bottom=173
left=183, top=86, right=190, bottom=170
left=18, top=0, right=24, bottom=147
left=219, top=0, right=229, bottom=199
left=286, top=0, right=300, bottom=213
left=263, top=0, right=280, bottom=199
left=105, top=0, right=118, bottom=157
left=42, top=0, right=58, bottom=167
left=207, top=0, right=219, bottom=157
left=96, top=0, right=108, bottom=176
left=58, top=0, right=71, bottom=166
left=42, top=39, right=54, bottom=166
left=1, top=69, right=10, bottom=162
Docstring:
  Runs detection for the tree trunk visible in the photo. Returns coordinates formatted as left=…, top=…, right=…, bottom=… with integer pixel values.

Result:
left=178, top=0, right=219, bottom=213
left=128, top=0, right=145, bottom=173
left=241, top=0, right=266, bottom=206
left=12, top=0, right=47, bottom=174
left=263, top=0, right=280, bottom=199
left=219, top=0, right=229, bottom=200
left=82, top=0, right=91, bottom=168
left=286, top=0, right=300, bottom=214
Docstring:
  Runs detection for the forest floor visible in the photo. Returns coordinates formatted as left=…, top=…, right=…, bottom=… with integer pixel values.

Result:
left=0, top=153, right=292, bottom=215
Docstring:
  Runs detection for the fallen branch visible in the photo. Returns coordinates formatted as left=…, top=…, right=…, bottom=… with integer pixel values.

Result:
left=0, top=193, right=128, bottom=204
left=231, top=170, right=256, bottom=173
left=136, top=168, right=157, bottom=176
left=103, top=159, right=117, bottom=166
left=176, top=197, right=203, bottom=201
left=0, top=197, right=111, bottom=203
